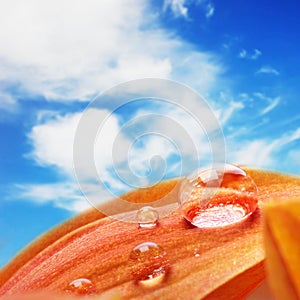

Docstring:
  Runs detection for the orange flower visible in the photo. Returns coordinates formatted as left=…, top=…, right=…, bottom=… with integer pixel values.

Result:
left=0, top=169, right=299, bottom=299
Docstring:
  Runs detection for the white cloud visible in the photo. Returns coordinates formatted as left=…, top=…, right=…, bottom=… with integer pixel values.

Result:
left=256, top=66, right=280, bottom=76
left=28, top=108, right=131, bottom=181
left=28, top=112, right=82, bottom=174
left=20, top=109, right=131, bottom=210
left=239, top=48, right=262, bottom=60
left=0, top=0, right=222, bottom=105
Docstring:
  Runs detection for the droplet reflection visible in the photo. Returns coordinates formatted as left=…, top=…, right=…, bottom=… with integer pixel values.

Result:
left=179, top=164, right=258, bottom=228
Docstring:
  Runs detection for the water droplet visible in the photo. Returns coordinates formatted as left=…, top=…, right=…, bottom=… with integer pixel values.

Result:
left=66, top=278, right=97, bottom=295
left=129, top=242, right=169, bottom=287
left=179, top=164, right=258, bottom=228
left=193, top=248, right=201, bottom=257
left=136, top=206, right=159, bottom=228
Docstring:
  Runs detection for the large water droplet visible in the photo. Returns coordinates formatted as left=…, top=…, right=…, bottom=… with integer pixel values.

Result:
left=179, top=164, right=258, bottom=228
left=129, top=242, right=169, bottom=287
left=66, top=278, right=97, bottom=295
left=136, top=206, right=159, bottom=228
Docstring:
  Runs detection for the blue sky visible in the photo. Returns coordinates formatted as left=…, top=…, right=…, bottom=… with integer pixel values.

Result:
left=0, top=0, right=300, bottom=267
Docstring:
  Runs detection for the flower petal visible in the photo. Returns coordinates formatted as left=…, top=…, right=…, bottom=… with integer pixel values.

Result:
left=0, top=169, right=299, bottom=299
left=264, top=200, right=300, bottom=299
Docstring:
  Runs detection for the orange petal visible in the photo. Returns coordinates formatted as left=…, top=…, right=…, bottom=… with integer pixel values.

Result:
left=0, top=169, right=299, bottom=299
left=263, top=199, right=300, bottom=300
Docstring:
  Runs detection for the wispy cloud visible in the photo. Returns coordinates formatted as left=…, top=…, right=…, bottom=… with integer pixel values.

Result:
left=230, top=139, right=276, bottom=167
left=27, top=112, right=82, bottom=174
left=239, top=48, right=262, bottom=60
left=256, top=66, right=280, bottom=76
left=261, top=98, right=280, bottom=115
left=221, top=35, right=241, bottom=50
left=228, top=128, right=300, bottom=170
left=163, top=0, right=215, bottom=19
left=205, top=3, right=215, bottom=18
left=214, top=92, right=244, bottom=125
left=254, top=92, right=280, bottom=115
left=163, top=0, right=188, bottom=18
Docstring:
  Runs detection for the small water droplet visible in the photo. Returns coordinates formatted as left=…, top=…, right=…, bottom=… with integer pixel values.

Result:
left=66, top=278, right=97, bottom=295
left=193, top=248, right=201, bottom=257
left=136, top=206, right=159, bottom=228
left=179, top=164, right=258, bottom=228
left=129, top=242, right=169, bottom=287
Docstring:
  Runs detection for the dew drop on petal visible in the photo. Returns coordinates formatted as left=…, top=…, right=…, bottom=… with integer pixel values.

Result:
left=136, top=206, right=159, bottom=228
left=193, top=247, right=201, bottom=257
left=66, top=278, right=97, bottom=295
left=129, top=242, right=169, bottom=287
left=179, top=164, right=258, bottom=228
